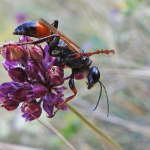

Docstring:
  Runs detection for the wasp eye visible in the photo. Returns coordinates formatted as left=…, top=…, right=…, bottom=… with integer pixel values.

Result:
left=87, top=66, right=100, bottom=89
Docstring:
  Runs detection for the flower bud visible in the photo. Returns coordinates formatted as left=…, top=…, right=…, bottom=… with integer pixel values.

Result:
left=43, top=44, right=52, bottom=65
left=43, top=93, right=67, bottom=117
left=24, top=45, right=44, bottom=61
left=43, top=101, right=54, bottom=117
left=19, top=35, right=33, bottom=43
left=21, top=100, right=40, bottom=114
left=0, top=82, right=17, bottom=95
left=33, top=84, right=48, bottom=99
left=55, top=97, right=67, bottom=111
left=47, top=66, right=64, bottom=85
left=1, top=97, right=19, bottom=111
left=22, top=107, right=42, bottom=122
left=8, top=67, right=28, bottom=83
left=1, top=44, right=24, bottom=61
left=8, top=88, right=26, bottom=102
left=43, top=92, right=65, bottom=107
left=43, top=92, right=63, bottom=106
left=21, top=100, right=42, bottom=122
left=25, top=61, right=39, bottom=79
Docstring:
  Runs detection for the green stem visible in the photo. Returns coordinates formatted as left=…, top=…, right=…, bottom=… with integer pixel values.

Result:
left=67, top=103, right=124, bottom=150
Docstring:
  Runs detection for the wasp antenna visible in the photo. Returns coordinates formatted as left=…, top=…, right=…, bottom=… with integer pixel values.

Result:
left=99, top=80, right=109, bottom=117
left=93, top=81, right=102, bottom=111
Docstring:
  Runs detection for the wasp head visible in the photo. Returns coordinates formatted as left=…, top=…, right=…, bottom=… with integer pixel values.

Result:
left=87, top=66, right=109, bottom=117
left=87, top=66, right=100, bottom=89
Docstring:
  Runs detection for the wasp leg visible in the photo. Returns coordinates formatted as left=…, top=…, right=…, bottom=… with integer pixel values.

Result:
left=51, top=20, right=58, bottom=29
left=48, top=40, right=71, bottom=57
left=14, top=34, right=60, bottom=46
left=59, top=53, right=83, bottom=64
left=50, top=20, right=58, bottom=35
left=48, top=36, right=61, bottom=56
left=49, top=73, right=77, bottom=118
left=67, top=73, right=77, bottom=101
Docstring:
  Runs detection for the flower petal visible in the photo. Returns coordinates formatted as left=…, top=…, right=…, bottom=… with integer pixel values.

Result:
left=43, top=92, right=63, bottom=106
left=2, top=98, right=19, bottom=111
left=43, top=101, right=54, bottom=117
left=24, top=45, right=44, bottom=61
left=47, top=66, right=64, bottom=85
left=0, top=82, right=17, bottom=95
left=43, top=44, right=52, bottom=65
left=55, top=98, right=68, bottom=111
left=11, top=81, right=23, bottom=88
left=21, top=100, right=41, bottom=114
left=22, top=107, right=42, bottom=122
left=0, top=93, right=8, bottom=103
left=33, top=84, right=48, bottom=99
left=2, top=60, right=18, bottom=70
left=53, top=86, right=67, bottom=94
left=8, top=67, right=28, bottom=83
left=19, top=36, right=33, bottom=43
left=8, top=88, right=26, bottom=102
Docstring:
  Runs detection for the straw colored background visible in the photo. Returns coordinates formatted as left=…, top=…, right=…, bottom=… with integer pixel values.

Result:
left=0, top=0, right=150, bottom=150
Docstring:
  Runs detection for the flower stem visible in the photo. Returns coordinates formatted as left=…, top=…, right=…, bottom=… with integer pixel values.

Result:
left=67, top=103, right=124, bottom=150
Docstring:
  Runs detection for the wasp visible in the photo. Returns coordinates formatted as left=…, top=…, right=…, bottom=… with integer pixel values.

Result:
left=13, top=18, right=115, bottom=117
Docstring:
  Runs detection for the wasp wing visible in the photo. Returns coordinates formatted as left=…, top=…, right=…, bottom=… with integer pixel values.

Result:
left=40, top=18, right=82, bottom=53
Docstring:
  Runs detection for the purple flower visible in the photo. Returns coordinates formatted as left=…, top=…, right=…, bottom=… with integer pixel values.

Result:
left=0, top=36, right=68, bottom=121
left=15, top=12, right=27, bottom=23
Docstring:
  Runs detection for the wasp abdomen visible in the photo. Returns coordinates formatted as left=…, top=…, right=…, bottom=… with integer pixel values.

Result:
left=13, top=21, right=50, bottom=38
left=13, top=21, right=36, bottom=36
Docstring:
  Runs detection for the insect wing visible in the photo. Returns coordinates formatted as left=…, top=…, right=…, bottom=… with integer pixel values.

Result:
left=40, top=18, right=82, bottom=53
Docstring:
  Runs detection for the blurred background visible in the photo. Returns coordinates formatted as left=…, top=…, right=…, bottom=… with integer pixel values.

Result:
left=0, top=0, right=150, bottom=150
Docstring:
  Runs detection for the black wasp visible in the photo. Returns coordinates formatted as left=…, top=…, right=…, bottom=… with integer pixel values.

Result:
left=13, top=18, right=115, bottom=117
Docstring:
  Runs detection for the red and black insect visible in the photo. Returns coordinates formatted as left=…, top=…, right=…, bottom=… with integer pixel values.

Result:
left=13, top=19, right=115, bottom=117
